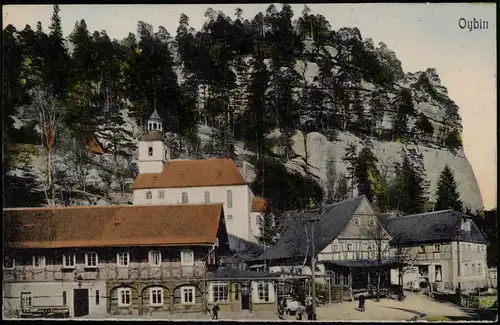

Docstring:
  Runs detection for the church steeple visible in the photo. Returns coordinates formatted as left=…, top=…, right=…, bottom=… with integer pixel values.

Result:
left=147, top=101, right=163, bottom=132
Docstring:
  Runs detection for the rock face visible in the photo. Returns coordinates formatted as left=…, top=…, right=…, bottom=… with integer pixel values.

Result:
left=290, top=131, right=483, bottom=211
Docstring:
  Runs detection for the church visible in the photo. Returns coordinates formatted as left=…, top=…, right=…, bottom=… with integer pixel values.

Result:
left=131, top=109, right=269, bottom=244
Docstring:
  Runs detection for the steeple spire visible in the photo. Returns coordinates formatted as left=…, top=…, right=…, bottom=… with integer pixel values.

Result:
left=147, top=104, right=163, bottom=132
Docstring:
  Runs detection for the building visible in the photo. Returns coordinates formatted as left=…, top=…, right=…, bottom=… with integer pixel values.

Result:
left=132, top=109, right=269, bottom=243
left=255, top=196, right=393, bottom=300
left=379, top=210, right=488, bottom=292
left=2, top=204, right=231, bottom=318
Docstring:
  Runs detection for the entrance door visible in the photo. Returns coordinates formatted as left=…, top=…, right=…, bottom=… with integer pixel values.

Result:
left=241, top=282, right=250, bottom=310
left=73, top=289, right=89, bottom=317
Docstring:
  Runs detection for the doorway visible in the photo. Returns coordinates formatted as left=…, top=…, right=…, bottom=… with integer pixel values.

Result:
left=241, top=282, right=250, bottom=310
left=73, top=289, right=89, bottom=317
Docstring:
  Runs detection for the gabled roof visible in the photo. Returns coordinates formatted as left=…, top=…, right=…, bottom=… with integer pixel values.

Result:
left=132, top=158, right=246, bottom=189
left=251, top=197, right=269, bottom=213
left=263, top=196, right=367, bottom=260
left=379, top=210, right=487, bottom=245
left=3, top=204, right=225, bottom=249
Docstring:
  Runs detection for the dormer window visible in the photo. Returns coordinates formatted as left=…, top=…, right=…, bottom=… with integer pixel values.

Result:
left=461, top=219, right=471, bottom=231
left=148, top=147, right=153, bottom=156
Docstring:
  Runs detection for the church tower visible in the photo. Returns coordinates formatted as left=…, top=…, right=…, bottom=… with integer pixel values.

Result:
left=137, top=109, right=170, bottom=174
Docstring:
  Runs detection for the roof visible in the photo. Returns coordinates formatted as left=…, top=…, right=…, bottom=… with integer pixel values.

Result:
left=263, top=196, right=367, bottom=260
left=83, top=136, right=104, bottom=155
left=132, top=158, right=247, bottom=189
left=3, top=204, right=225, bottom=249
left=149, top=108, right=162, bottom=121
left=206, top=267, right=274, bottom=280
left=379, top=210, right=487, bottom=245
left=140, top=130, right=164, bottom=142
left=252, top=197, right=269, bottom=213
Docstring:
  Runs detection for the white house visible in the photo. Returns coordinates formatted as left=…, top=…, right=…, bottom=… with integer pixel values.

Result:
left=131, top=110, right=269, bottom=244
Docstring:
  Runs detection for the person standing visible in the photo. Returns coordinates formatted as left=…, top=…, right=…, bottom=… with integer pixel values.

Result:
left=277, top=298, right=285, bottom=320
left=296, top=303, right=303, bottom=320
left=306, top=301, right=313, bottom=320
left=212, top=300, right=220, bottom=320
left=358, top=294, right=365, bottom=312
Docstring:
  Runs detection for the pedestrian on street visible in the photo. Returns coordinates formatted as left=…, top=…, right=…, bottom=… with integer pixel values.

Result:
left=212, top=300, right=220, bottom=320
left=277, top=298, right=285, bottom=320
left=306, top=301, right=313, bottom=320
left=358, top=294, right=366, bottom=312
left=296, top=303, right=303, bottom=320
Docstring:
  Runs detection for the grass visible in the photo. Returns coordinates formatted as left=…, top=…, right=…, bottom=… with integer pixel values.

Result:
left=423, top=316, right=452, bottom=321
left=478, top=296, right=497, bottom=308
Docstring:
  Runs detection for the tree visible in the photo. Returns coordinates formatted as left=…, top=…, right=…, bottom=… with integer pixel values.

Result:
left=388, top=235, right=419, bottom=300
left=361, top=218, right=392, bottom=301
left=435, top=165, right=463, bottom=211
left=20, top=87, right=64, bottom=207
left=342, top=142, right=358, bottom=198
left=325, top=151, right=337, bottom=204
left=355, top=145, right=379, bottom=202
left=388, top=149, right=429, bottom=214
left=257, top=211, right=278, bottom=246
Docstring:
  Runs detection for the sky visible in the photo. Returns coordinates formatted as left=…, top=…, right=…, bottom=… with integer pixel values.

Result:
left=3, top=3, right=497, bottom=209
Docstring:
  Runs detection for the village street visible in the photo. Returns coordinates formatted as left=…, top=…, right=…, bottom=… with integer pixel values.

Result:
left=78, top=292, right=495, bottom=321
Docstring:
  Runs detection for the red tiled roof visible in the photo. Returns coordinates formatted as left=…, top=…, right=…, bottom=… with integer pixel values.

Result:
left=3, top=204, right=224, bottom=249
left=84, top=136, right=104, bottom=155
left=252, top=197, right=269, bottom=213
left=132, top=158, right=246, bottom=189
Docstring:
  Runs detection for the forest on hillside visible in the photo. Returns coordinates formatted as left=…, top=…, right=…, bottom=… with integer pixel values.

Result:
left=3, top=5, right=474, bottom=230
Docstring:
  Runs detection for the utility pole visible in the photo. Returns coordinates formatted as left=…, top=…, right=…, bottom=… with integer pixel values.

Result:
left=305, top=200, right=321, bottom=318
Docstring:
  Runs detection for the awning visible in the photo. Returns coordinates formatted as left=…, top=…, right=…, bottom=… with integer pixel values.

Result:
left=322, top=259, right=395, bottom=268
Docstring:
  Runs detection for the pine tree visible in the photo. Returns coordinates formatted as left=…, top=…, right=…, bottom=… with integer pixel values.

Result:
left=46, top=4, right=70, bottom=98
left=257, top=211, right=278, bottom=246
left=325, top=151, right=337, bottom=204
left=388, top=149, right=429, bottom=214
left=342, top=142, right=358, bottom=197
left=435, top=165, right=463, bottom=211
left=355, top=145, right=379, bottom=202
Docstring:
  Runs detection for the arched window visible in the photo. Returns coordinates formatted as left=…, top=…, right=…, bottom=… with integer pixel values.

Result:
left=146, top=191, right=152, bottom=200
left=204, top=191, right=210, bottom=203
left=227, top=190, right=233, bottom=208
left=148, top=122, right=152, bottom=130
left=181, top=192, right=188, bottom=204
left=153, top=123, right=157, bottom=130
left=148, top=147, right=153, bottom=156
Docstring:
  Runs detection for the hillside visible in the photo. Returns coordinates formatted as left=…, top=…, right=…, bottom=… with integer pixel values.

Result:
left=3, top=4, right=482, bottom=213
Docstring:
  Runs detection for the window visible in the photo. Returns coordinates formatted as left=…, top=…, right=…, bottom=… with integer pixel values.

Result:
left=148, top=146, right=153, bottom=156
left=467, top=244, right=471, bottom=251
left=153, top=123, right=157, bottom=130
left=477, top=245, right=481, bottom=252
left=333, top=244, right=339, bottom=252
left=181, top=286, right=195, bottom=304
left=257, top=282, right=270, bottom=302
left=96, top=290, right=100, bottom=305
left=478, top=263, right=482, bottom=275
left=211, top=282, right=229, bottom=302
left=472, top=264, right=477, bottom=276
left=150, top=288, right=163, bottom=306
left=347, top=243, right=353, bottom=251
left=419, top=245, right=426, bottom=253
left=149, top=250, right=162, bottom=266
left=4, top=256, right=15, bottom=269
left=62, top=291, right=67, bottom=305
left=32, top=255, right=46, bottom=268
left=434, top=244, right=441, bottom=252
left=460, top=243, right=465, bottom=251
left=204, top=191, right=210, bottom=203
left=181, top=192, right=188, bottom=204
left=117, top=252, right=130, bottom=267
left=435, top=265, right=442, bottom=282
left=146, top=191, right=152, bottom=200
left=62, top=253, right=76, bottom=268
left=227, top=190, right=233, bottom=208
left=181, top=249, right=194, bottom=266
left=227, top=215, right=233, bottom=221
left=353, top=217, right=360, bottom=225
left=158, top=190, right=165, bottom=199
left=85, top=252, right=98, bottom=268
left=464, top=263, right=469, bottom=276
left=118, top=288, right=131, bottom=307
left=234, top=284, right=240, bottom=300
left=362, top=242, right=368, bottom=251
left=368, top=218, right=375, bottom=226
left=21, top=292, right=32, bottom=308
